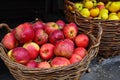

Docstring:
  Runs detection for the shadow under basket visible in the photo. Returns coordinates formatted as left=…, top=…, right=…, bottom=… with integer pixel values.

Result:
left=64, top=0, right=120, bottom=58
left=0, top=23, right=102, bottom=80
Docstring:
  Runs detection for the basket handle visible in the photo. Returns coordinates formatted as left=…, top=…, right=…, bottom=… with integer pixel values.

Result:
left=87, top=22, right=102, bottom=59
left=92, top=22, right=102, bottom=48
left=0, top=23, right=12, bottom=32
left=84, top=22, right=102, bottom=73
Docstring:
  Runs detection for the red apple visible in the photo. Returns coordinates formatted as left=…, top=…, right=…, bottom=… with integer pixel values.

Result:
left=2, top=32, right=18, bottom=50
left=75, top=34, right=89, bottom=48
left=33, top=29, right=48, bottom=45
left=11, top=47, right=30, bottom=64
left=64, top=39, right=75, bottom=47
left=32, top=21, right=45, bottom=31
left=37, top=61, right=51, bottom=68
left=23, top=42, right=40, bottom=59
left=69, top=54, right=82, bottom=64
left=97, top=5, right=105, bottom=10
left=49, top=30, right=64, bottom=44
left=97, top=2, right=105, bottom=10
left=51, top=57, right=70, bottom=67
left=26, top=60, right=37, bottom=68
left=63, top=22, right=78, bottom=40
left=15, top=22, right=35, bottom=43
left=54, top=39, right=74, bottom=58
left=11, top=28, right=16, bottom=34
left=73, top=47, right=87, bottom=58
left=56, top=19, right=65, bottom=29
left=44, top=22, right=59, bottom=34
left=40, top=43, right=55, bottom=60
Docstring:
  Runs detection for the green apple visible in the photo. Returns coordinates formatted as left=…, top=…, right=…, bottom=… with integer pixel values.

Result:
left=99, top=9, right=109, bottom=20
left=105, top=1, right=112, bottom=9
left=109, top=13, right=117, bottom=17
left=92, top=0, right=97, bottom=7
left=99, top=8, right=109, bottom=14
left=99, top=12, right=108, bottom=20
left=83, top=0, right=97, bottom=7
left=97, top=2, right=104, bottom=6
left=80, top=8, right=90, bottom=17
left=75, top=2, right=83, bottom=12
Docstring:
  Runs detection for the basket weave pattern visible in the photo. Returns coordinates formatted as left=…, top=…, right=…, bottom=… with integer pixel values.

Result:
left=64, top=0, right=120, bottom=58
left=0, top=23, right=102, bottom=80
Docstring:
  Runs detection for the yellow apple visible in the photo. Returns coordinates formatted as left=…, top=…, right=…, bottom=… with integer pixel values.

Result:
left=117, top=12, right=120, bottom=19
left=109, top=13, right=117, bottom=17
left=80, top=8, right=90, bottom=17
left=97, top=2, right=104, bottom=6
left=74, top=2, right=83, bottom=12
left=90, top=7, right=99, bottom=17
left=99, top=8, right=109, bottom=14
left=7, top=49, right=14, bottom=61
left=68, top=5, right=75, bottom=13
left=108, top=14, right=119, bottom=20
left=83, top=0, right=90, bottom=4
left=108, top=2, right=120, bottom=13
left=99, top=12, right=108, bottom=20
left=84, top=1, right=94, bottom=9
left=99, top=8, right=109, bottom=20
left=84, top=0, right=90, bottom=2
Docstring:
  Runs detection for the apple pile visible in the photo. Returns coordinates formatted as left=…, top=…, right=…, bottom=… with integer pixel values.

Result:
left=69, top=0, right=120, bottom=20
left=2, top=19, right=89, bottom=69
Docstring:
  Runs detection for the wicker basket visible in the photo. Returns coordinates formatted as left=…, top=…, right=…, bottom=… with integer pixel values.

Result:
left=64, top=0, right=120, bottom=58
left=0, top=22, right=102, bottom=80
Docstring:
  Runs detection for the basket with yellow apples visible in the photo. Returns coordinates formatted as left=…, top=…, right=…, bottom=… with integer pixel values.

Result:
left=64, top=0, right=120, bottom=58
left=0, top=19, right=102, bottom=80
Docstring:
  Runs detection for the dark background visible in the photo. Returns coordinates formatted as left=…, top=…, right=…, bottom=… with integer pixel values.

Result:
left=0, top=0, right=66, bottom=26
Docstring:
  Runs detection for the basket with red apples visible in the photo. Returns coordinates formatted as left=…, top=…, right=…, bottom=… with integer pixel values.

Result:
left=0, top=19, right=102, bottom=80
